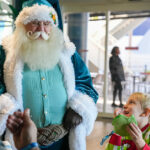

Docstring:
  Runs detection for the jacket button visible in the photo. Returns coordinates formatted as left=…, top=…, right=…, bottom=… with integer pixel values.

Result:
left=41, top=77, right=45, bottom=80
left=43, top=94, right=47, bottom=98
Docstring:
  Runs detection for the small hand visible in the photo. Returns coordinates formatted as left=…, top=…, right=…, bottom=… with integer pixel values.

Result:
left=7, top=109, right=37, bottom=150
left=63, top=108, right=82, bottom=130
left=114, top=108, right=123, bottom=117
left=126, top=123, right=145, bottom=150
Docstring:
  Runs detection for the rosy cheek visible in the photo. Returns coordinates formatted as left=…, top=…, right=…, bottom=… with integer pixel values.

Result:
left=31, top=27, right=37, bottom=32
left=45, top=28, right=50, bottom=34
left=48, top=26, right=51, bottom=32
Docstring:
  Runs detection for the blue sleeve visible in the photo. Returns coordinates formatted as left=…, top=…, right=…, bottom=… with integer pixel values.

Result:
left=71, top=51, right=98, bottom=103
left=0, top=45, right=6, bottom=95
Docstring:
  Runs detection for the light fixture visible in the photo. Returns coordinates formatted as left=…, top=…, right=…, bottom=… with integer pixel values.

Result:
left=1, top=0, right=10, bottom=5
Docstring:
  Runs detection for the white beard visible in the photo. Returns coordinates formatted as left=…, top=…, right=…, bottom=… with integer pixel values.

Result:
left=15, top=25, right=64, bottom=71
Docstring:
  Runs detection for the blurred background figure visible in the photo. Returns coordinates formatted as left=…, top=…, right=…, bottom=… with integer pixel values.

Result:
left=109, top=46, right=125, bottom=107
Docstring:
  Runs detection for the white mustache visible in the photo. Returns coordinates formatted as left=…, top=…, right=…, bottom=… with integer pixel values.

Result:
left=27, top=31, right=50, bottom=40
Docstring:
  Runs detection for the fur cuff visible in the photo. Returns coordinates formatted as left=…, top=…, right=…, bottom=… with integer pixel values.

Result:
left=0, top=93, right=20, bottom=135
left=69, top=124, right=86, bottom=150
left=68, top=91, right=98, bottom=136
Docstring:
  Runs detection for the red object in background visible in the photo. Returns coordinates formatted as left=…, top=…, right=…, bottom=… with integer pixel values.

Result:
left=78, top=49, right=88, bottom=53
left=141, top=72, right=150, bottom=75
left=125, top=47, right=138, bottom=50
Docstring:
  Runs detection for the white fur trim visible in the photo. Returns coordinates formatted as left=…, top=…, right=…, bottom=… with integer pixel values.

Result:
left=1, top=35, right=13, bottom=54
left=0, top=140, right=12, bottom=150
left=69, top=124, right=86, bottom=150
left=5, top=130, right=17, bottom=150
left=59, top=51, right=75, bottom=99
left=15, top=4, right=58, bottom=26
left=63, top=35, right=76, bottom=56
left=3, top=55, right=24, bottom=108
left=0, top=93, right=21, bottom=135
left=2, top=35, right=24, bottom=107
left=58, top=36, right=76, bottom=99
left=68, top=91, right=97, bottom=150
left=68, top=91, right=98, bottom=135
left=64, top=41, right=76, bottom=56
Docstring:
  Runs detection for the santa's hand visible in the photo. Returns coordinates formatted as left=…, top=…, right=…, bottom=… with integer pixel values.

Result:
left=63, top=108, right=82, bottom=130
left=127, top=123, right=145, bottom=150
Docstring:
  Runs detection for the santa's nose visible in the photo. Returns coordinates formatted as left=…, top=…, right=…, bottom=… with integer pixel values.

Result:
left=38, top=23, right=44, bottom=31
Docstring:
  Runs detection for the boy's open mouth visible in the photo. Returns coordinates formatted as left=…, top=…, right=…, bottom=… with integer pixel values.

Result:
left=123, top=110, right=130, bottom=116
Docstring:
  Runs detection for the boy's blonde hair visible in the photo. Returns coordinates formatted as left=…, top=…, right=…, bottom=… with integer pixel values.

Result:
left=129, top=92, right=150, bottom=110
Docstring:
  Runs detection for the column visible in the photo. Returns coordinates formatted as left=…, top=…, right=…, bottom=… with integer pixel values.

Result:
left=67, top=13, right=89, bottom=64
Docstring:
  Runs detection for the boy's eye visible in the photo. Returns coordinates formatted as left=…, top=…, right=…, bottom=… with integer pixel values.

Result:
left=129, top=100, right=135, bottom=104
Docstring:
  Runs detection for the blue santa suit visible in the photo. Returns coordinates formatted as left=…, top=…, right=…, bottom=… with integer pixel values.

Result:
left=0, top=44, right=98, bottom=150
left=0, top=0, right=98, bottom=150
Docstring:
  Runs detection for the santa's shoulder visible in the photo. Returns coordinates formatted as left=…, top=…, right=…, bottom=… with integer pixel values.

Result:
left=63, top=35, right=76, bottom=56
left=1, top=35, right=13, bottom=53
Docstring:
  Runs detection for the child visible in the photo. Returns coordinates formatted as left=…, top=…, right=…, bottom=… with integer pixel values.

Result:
left=106, top=92, right=150, bottom=150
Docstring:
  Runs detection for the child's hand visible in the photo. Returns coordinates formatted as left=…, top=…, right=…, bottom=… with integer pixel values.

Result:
left=7, top=109, right=37, bottom=150
left=127, top=123, right=145, bottom=150
left=114, top=108, right=123, bottom=117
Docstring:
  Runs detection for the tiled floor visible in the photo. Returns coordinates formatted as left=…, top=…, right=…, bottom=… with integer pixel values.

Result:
left=87, top=118, right=113, bottom=150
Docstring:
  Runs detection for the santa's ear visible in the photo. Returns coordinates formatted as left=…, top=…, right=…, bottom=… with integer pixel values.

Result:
left=140, top=108, right=150, bottom=117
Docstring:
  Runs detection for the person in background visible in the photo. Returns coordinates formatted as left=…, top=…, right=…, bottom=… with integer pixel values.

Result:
left=109, top=46, right=125, bottom=107
left=106, top=92, right=150, bottom=150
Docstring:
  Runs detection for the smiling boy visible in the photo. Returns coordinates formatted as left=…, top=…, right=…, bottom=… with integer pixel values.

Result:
left=106, top=92, right=150, bottom=150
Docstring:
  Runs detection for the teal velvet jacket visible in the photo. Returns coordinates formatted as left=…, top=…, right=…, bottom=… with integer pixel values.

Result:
left=0, top=46, right=6, bottom=94
left=0, top=43, right=98, bottom=150
left=0, top=45, right=98, bottom=103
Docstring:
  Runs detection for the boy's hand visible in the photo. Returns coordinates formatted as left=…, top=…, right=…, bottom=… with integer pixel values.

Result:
left=127, top=123, right=145, bottom=150
left=114, top=108, right=123, bottom=117
left=7, top=109, right=37, bottom=150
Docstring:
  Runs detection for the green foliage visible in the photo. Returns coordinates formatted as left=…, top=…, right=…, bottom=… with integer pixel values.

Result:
left=0, top=0, right=27, bottom=21
left=8, top=4, right=18, bottom=20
